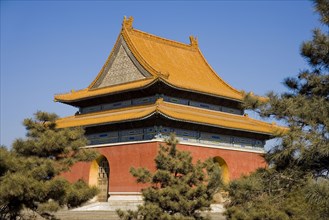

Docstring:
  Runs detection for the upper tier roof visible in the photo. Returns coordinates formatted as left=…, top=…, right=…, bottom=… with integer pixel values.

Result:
left=57, top=98, right=283, bottom=136
left=54, top=17, right=244, bottom=103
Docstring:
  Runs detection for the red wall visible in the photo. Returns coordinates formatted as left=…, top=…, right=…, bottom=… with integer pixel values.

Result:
left=62, top=141, right=266, bottom=192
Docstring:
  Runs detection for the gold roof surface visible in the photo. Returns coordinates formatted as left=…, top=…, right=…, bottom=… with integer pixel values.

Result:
left=57, top=98, right=282, bottom=135
left=55, top=78, right=155, bottom=102
left=54, top=16, right=243, bottom=103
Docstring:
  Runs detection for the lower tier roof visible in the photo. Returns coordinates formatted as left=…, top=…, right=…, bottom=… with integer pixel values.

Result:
left=56, top=98, right=283, bottom=136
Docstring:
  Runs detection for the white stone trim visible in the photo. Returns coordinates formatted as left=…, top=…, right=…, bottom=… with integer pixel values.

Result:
left=84, top=139, right=264, bottom=154
left=109, top=192, right=142, bottom=195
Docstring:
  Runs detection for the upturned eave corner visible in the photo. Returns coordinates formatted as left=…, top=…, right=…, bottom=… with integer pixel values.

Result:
left=271, top=122, right=289, bottom=136
left=243, top=91, right=270, bottom=104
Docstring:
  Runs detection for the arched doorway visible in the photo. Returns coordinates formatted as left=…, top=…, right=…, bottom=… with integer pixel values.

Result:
left=98, top=157, right=109, bottom=202
left=213, top=156, right=229, bottom=184
left=89, top=156, right=110, bottom=202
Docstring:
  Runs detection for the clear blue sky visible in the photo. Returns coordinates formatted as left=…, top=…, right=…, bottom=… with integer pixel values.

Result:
left=0, top=1, right=321, bottom=148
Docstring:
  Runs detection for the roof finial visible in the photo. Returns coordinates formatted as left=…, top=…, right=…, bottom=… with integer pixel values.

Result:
left=123, top=16, right=134, bottom=31
left=189, top=35, right=198, bottom=48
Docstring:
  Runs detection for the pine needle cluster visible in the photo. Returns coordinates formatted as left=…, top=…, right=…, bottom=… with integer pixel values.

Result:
left=0, top=111, right=99, bottom=219
left=225, top=0, right=329, bottom=219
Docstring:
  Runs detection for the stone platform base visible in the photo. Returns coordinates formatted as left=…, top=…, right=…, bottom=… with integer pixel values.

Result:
left=73, top=193, right=224, bottom=213
left=73, top=194, right=143, bottom=211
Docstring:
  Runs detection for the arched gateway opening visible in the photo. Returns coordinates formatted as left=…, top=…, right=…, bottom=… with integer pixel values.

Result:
left=212, top=156, right=230, bottom=204
left=213, top=156, right=229, bottom=184
left=89, top=156, right=110, bottom=202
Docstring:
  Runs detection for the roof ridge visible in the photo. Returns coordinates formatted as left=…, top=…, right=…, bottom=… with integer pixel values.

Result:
left=123, top=15, right=196, bottom=51
left=121, top=26, right=161, bottom=78
left=130, top=28, right=197, bottom=51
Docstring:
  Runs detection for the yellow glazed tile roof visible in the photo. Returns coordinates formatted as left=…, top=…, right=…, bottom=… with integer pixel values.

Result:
left=56, top=104, right=157, bottom=128
left=158, top=101, right=281, bottom=135
left=123, top=22, right=243, bottom=101
left=57, top=98, right=282, bottom=135
left=54, top=17, right=243, bottom=103
left=54, top=78, right=155, bottom=102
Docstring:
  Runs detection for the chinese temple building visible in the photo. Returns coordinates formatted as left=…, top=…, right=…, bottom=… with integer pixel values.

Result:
left=55, top=17, right=280, bottom=203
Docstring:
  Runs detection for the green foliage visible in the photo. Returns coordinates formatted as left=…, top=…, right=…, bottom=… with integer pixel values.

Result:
left=65, top=179, right=99, bottom=208
left=225, top=169, right=313, bottom=220
left=305, top=178, right=329, bottom=219
left=117, top=134, right=222, bottom=220
left=0, top=111, right=99, bottom=219
left=225, top=1, right=329, bottom=219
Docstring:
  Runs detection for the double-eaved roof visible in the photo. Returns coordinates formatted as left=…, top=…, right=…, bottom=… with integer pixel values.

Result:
left=57, top=98, right=282, bottom=136
left=55, top=17, right=283, bottom=136
left=54, top=16, right=243, bottom=103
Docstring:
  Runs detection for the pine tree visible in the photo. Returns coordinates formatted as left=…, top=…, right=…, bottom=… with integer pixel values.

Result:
left=0, top=111, right=99, bottom=219
left=117, top=134, right=222, bottom=220
left=225, top=0, right=329, bottom=219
